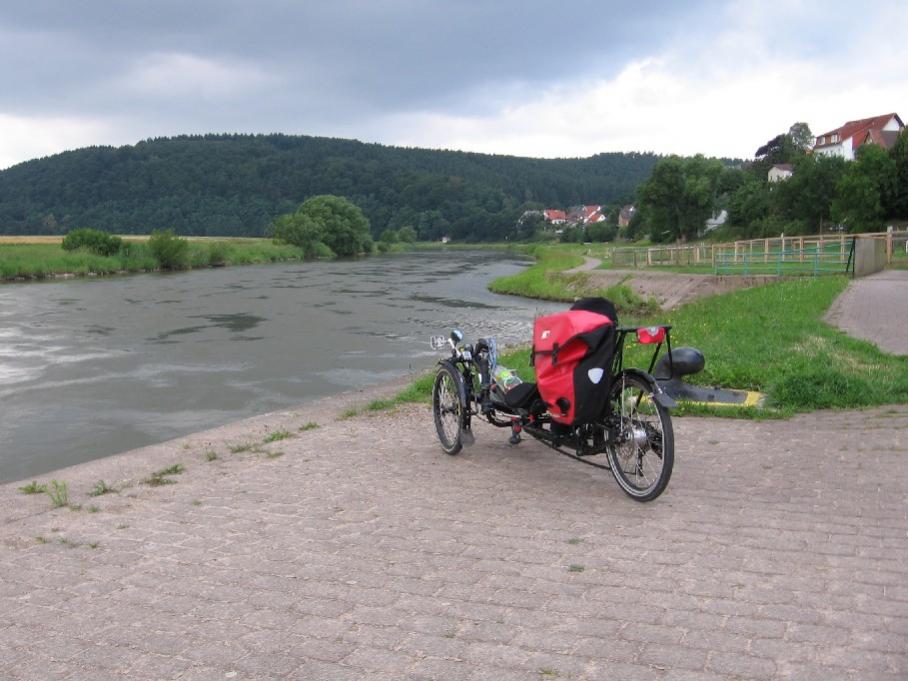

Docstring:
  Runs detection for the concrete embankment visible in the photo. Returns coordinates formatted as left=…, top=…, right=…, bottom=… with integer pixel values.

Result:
left=2, top=375, right=908, bottom=679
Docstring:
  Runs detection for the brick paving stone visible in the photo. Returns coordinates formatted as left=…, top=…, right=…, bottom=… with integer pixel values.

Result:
left=0, top=397, right=906, bottom=680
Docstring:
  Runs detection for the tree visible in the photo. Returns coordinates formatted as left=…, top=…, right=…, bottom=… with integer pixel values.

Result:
left=788, top=122, right=814, bottom=152
left=397, top=225, right=417, bottom=242
left=830, top=145, right=896, bottom=232
left=727, top=176, right=771, bottom=232
left=273, top=195, right=372, bottom=257
left=273, top=212, right=323, bottom=257
left=890, top=128, right=908, bottom=218
left=775, top=154, right=847, bottom=232
left=636, top=155, right=724, bottom=242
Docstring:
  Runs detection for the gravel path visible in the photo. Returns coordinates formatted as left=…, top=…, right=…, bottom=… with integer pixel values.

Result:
left=826, top=269, right=908, bottom=355
left=565, top=256, right=603, bottom=274
left=2, top=381, right=907, bottom=680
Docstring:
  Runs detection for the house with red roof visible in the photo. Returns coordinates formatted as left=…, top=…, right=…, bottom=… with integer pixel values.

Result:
left=813, top=113, right=904, bottom=161
left=543, top=209, right=567, bottom=225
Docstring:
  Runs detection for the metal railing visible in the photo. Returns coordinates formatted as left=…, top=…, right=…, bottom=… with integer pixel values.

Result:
left=713, top=239, right=855, bottom=276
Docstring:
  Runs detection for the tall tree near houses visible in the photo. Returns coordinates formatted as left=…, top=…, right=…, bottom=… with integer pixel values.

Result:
left=889, top=128, right=908, bottom=218
left=637, top=155, right=724, bottom=242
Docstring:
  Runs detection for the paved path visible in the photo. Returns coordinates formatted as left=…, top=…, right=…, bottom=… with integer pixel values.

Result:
left=2, top=389, right=907, bottom=680
left=565, top=256, right=602, bottom=274
left=826, top=269, right=908, bottom=355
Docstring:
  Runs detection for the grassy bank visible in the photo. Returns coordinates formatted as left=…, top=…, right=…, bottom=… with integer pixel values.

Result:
left=488, top=244, right=658, bottom=316
left=649, top=276, right=908, bottom=414
left=374, top=274, right=907, bottom=418
left=0, top=239, right=304, bottom=281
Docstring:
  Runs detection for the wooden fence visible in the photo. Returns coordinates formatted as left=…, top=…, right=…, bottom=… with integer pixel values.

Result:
left=611, top=230, right=908, bottom=274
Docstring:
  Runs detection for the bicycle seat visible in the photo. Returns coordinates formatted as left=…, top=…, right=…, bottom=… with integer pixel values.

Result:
left=503, top=381, right=540, bottom=410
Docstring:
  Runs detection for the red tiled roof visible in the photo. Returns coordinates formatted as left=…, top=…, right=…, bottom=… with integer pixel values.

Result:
left=815, top=113, right=903, bottom=150
left=544, top=209, right=567, bottom=221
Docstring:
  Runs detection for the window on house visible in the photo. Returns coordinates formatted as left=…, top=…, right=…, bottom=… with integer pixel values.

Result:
left=818, top=136, right=825, bottom=145
left=831, top=133, right=839, bottom=143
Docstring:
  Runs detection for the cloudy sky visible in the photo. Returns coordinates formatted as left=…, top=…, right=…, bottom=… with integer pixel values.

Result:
left=1, top=0, right=906, bottom=169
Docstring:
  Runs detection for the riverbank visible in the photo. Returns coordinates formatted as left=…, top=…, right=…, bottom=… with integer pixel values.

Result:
left=0, top=239, right=305, bottom=281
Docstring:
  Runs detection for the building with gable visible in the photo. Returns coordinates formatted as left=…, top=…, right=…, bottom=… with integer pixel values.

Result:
left=813, top=113, right=904, bottom=161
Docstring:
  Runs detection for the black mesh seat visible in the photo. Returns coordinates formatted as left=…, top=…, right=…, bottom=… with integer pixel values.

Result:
left=503, top=381, right=540, bottom=410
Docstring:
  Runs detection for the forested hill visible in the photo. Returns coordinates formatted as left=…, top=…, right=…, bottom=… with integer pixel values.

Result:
left=0, top=134, right=659, bottom=240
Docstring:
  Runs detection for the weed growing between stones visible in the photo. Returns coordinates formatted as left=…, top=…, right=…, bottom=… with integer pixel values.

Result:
left=46, top=480, right=69, bottom=508
left=88, top=480, right=114, bottom=497
left=19, top=480, right=47, bottom=495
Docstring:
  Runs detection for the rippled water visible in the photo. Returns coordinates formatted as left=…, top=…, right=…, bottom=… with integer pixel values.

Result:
left=0, top=251, right=561, bottom=481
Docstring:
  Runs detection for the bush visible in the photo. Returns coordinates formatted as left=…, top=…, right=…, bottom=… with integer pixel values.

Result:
left=61, top=228, right=123, bottom=256
left=148, top=229, right=190, bottom=270
left=207, top=242, right=230, bottom=266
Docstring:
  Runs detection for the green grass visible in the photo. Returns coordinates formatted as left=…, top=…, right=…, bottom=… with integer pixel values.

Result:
left=263, top=430, right=292, bottom=443
left=640, top=276, right=908, bottom=414
left=489, top=244, right=658, bottom=316
left=18, top=480, right=47, bottom=494
left=567, top=564, right=585, bottom=573
left=88, top=480, right=114, bottom=497
left=229, top=443, right=255, bottom=453
left=46, top=480, right=69, bottom=508
left=0, top=239, right=305, bottom=281
left=298, top=422, right=319, bottom=431
left=143, top=463, right=185, bottom=486
left=205, top=451, right=218, bottom=461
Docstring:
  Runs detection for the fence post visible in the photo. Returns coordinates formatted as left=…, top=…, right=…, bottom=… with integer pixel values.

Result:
left=887, top=232, right=893, bottom=264
left=799, top=237, right=804, bottom=262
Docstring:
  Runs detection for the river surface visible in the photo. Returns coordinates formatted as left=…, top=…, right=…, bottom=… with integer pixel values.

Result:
left=0, top=251, right=561, bottom=482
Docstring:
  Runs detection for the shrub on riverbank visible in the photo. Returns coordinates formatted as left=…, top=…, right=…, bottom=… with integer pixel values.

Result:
left=0, top=239, right=306, bottom=280
left=148, top=230, right=190, bottom=270
left=62, top=228, right=123, bottom=256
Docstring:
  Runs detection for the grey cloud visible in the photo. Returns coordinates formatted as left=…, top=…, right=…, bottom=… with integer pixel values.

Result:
left=0, top=0, right=725, bottom=131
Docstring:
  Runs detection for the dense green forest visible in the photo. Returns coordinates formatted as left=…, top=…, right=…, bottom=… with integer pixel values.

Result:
left=0, top=134, right=659, bottom=241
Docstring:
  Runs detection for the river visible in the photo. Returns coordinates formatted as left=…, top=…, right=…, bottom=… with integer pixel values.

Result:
left=0, top=251, right=561, bottom=482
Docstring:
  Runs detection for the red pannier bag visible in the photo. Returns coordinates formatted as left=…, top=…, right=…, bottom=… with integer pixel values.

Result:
left=532, top=300, right=617, bottom=425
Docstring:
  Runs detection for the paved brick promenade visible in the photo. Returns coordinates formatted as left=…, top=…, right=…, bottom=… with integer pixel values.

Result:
left=2, top=392, right=907, bottom=680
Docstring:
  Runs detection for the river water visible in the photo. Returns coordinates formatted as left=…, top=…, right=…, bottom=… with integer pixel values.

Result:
left=0, top=251, right=561, bottom=482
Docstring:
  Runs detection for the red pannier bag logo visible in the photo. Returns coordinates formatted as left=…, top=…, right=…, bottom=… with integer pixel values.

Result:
left=533, top=309, right=615, bottom=425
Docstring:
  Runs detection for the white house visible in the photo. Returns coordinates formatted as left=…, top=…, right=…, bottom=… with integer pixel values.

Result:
left=813, top=113, right=904, bottom=161
left=768, top=164, right=793, bottom=182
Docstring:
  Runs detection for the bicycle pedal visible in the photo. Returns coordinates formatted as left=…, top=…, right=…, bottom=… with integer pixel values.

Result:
left=460, top=428, right=475, bottom=447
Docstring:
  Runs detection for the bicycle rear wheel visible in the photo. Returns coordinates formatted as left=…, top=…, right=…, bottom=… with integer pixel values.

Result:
left=432, top=364, right=467, bottom=455
left=606, top=372, right=674, bottom=501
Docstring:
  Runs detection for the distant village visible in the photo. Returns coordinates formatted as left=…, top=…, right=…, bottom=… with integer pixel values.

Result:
left=539, top=111, right=904, bottom=238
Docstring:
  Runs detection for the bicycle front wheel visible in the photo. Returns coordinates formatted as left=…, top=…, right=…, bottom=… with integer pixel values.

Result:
left=606, top=372, right=674, bottom=501
left=432, top=364, right=467, bottom=455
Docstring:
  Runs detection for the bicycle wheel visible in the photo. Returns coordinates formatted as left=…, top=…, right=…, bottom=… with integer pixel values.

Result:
left=432, top=364, right=466, bottom=455
left=606, top=372, right=674, bottom=501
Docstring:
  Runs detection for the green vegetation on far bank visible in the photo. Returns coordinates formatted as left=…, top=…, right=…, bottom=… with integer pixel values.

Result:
left=0, top=237, right=305, bottom=281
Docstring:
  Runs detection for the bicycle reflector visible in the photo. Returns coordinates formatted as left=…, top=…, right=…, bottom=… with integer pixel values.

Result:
left=637, top=326, right=666, bottom=344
